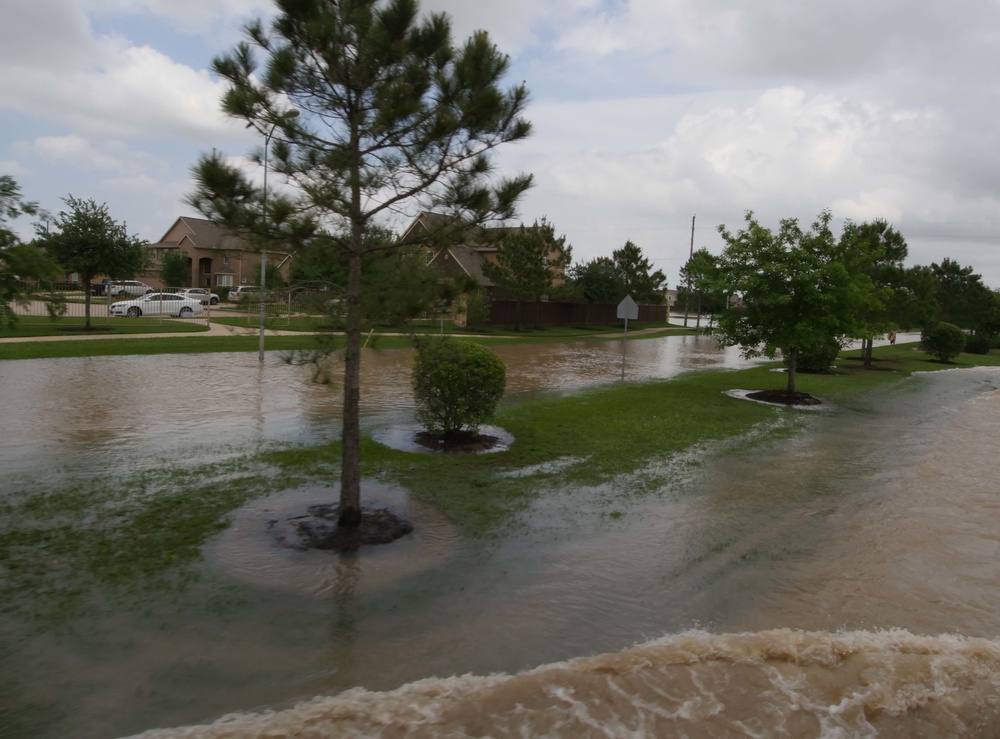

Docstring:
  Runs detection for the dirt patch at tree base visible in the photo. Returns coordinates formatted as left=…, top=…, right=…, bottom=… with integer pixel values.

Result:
left=269, top=504, right=413, bottom=552
left=414, top=430, right=501, bottom=453
left=746, top=389, right=824, bottom=406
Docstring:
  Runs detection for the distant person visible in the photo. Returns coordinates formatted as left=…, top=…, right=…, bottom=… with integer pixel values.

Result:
left=888, top=331, right=897, bottom=346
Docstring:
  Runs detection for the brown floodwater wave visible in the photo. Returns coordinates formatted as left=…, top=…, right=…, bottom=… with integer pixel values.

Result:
left=128, top=628, right=1000, bottom=738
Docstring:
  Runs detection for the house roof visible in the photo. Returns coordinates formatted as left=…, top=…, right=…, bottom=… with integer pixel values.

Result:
left=153, top=216, right=253, bottom=252
left=407, top=211, right=565, bottom=288
left=427, top=244, right=495, bottom=286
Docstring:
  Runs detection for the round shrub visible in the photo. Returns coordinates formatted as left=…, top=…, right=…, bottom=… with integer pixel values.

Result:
left=784, top=336, right=842, bottom=373
left=964, top=332, right=995, bottom=355
left=921, top=322, right=966, bottom=362
left=412, top=339, right=506, bottom=435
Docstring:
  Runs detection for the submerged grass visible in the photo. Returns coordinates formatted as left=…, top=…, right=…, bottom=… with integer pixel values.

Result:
left=4, top=340, right=1000, bottom=623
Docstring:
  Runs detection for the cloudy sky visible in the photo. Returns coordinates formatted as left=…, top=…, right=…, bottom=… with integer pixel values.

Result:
left=2, top=0, right=999, bottom=287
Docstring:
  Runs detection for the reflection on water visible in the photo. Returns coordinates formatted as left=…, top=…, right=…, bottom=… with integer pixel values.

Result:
left=0, top=334, right=758, bottom=482
left=5, top=336, right=994, bottom=739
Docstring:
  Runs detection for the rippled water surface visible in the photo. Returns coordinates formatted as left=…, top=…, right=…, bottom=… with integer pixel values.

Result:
left=4, top=335, right=998, bottom=738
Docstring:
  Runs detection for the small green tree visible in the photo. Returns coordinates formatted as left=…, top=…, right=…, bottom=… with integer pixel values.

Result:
left=464, top=288, right=492, bottom=330
left=412, top=338, right=506, bottom=435
left=160, top=250, right=191, bottom=287
left=677, top=247, right=723, bottom=328
left=483, top=218, right=570, bottom=330
left=712, top=210, right=875, bottom=396
left=921, top=321, right=965, bottom=362
left=0, top=175, right=59, bottom=327
left=361, top=246, right=447, bottom=327
left=570, top=256, right=623, bottom=327
left=36, top=197, right=147, bottom=329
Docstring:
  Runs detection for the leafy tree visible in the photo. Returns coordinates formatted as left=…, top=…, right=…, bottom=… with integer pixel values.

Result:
left=35, top=197, right=147, bottom=330
left=160, top=250, right=191, bottom=287
left=570, top=256, right=623, bottom=326
left=412, top=338, right=506, bottom=435
left=930, top=258, right=994, bottom=331
left=0, top=175, right=59, bottom=327
left=612, top=240, right=666, bottom=305
left=188, top=0, right=532, bottom=528
left=712, top=210, right=875, bottom=396
left=840, top=218, right=908, bottom=367
left=482, top=218, right=570, bottom=330
left=893, top=264, right=939, bottom=331
left=921, top=321, right=965, bottom=362
left=677, top=247, right=723, bottom=328
left=361, top=246, right=448, bottom=327
left=293, top=225, right=447, bottom=328
left=464, top=288, right=491, bottom=329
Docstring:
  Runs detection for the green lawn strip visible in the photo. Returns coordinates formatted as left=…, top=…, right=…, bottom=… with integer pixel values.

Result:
left=0, top=333, right=337, bottom=360
left=0, top=315, right=209, bottom=339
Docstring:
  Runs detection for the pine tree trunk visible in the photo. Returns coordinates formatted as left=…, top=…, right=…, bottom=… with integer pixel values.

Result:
left=338, top=229, right=363, bottom=528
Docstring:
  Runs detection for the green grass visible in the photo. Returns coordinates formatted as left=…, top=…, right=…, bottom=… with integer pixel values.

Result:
left=0, top=314, right=209, bottom=339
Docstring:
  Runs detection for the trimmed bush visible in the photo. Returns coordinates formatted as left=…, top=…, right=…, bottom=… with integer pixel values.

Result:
left=412, top=339, right=506, bottom=435
left=784, top=336, right=842, bottom=373
left=964, top=332, right=994, bottom=355
left=921, top=322, right=966, bottom=362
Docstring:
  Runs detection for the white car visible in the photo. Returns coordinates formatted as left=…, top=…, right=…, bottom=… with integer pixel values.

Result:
left=229, top=285, right=263, bottom=301
left=108, top=280, right=154, bottom=297
left=110, top=292, right=205, bottom=318
left=172, top=287, right=221, bottom=306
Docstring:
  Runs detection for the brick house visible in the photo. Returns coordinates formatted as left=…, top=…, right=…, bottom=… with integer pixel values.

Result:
left=142, top=216, right=292, bottom=291
left=400, top=211, right=568, bottom=294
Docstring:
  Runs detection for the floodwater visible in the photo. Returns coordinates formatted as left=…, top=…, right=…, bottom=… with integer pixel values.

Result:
left=4, top=334, right=1000, bottom=737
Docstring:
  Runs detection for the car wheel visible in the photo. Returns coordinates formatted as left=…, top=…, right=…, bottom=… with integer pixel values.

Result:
left=118, top=290, right=128, bottom=297
left=127, top=307, right=141, bottom=317
left=210, top=297, right=219, bottom=305
left=146, top=289, right=154, bottom=294
left=179, top=307, right=193, bottom=317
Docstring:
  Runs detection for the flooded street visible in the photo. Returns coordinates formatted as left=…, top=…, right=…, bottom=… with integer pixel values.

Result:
left=3, top=335, right=1000, bottom=737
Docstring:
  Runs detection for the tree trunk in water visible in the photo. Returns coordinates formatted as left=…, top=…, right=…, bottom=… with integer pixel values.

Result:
left=338, top=245, right=363, bottom=529
left=786, top=348, right=797, bottom=395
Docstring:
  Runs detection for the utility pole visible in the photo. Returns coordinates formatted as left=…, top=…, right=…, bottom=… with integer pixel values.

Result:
left=683, top=215, right=695, bottom=327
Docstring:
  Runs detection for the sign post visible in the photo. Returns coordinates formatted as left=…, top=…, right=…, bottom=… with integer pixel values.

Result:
left=616, top=295, right=639, bottom=381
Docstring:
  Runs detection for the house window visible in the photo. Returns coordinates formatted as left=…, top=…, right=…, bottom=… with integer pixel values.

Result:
left=223, top=253, right=229, bottom=265
left=217, top=275, right=233, bottom=287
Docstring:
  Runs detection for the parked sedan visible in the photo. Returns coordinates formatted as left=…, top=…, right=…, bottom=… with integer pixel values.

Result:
left=110, top=292, right=205, bottom=318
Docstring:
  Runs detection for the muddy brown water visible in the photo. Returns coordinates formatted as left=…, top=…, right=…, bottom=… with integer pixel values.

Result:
left=6, top=334, right=1000, bottom=737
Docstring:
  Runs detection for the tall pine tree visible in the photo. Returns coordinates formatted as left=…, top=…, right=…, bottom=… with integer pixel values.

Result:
left=188, top=0, right=533, bottom=527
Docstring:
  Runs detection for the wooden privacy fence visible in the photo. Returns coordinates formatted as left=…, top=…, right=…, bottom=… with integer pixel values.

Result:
left=488, top=299, right=667, bottom=327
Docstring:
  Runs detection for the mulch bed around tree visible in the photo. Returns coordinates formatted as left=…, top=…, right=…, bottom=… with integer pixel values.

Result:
left=270, top=504, right=413, bottom=553
left=414, top=430, right=502, bottom=453
left=746, top=389, right=824, bottom=406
